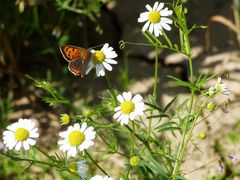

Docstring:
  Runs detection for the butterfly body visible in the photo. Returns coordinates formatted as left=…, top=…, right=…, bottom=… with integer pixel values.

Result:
left=60, top=45, right=92, bottom=77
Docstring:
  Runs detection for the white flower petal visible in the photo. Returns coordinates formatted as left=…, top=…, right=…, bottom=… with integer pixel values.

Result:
left=132, top=94, right=143, bottom=103
left=117, top=95, right=124, bottom=103
left=102, top=62, right=113, bottom=71
left=145, top=4, right=152, bottom=11
left=149, top=23, right=154, bottom=33
left=142, top=21, right=150, bottom=32
left=23, top=141, right=30, bottom=150
left=161, top=17, right=173, bottom=24
left=73, top=123, right=80, bottom=130
left=113, top=111, right=122, bottom=119
left=105, top=58, right=117, bottom=64
left=160, top=9, right=173, bottom=16
left=105, top=52, right=118, bottom=59
left=101, top=43, right=109, bottom=52
left=114, top=106, right=121, bottom=111
left=160, top=22, right=172, bottom=31
left=138, top=12, right=149, bottom=22
left=153, top=2, right=159, bottom=10
left=15, top=141, right=22, bottom=151
left=156, top=2, right=164, bottom=11
left=27, top=138, right=36, bottom=146
left=96, top=64, right=103, bottom=77
left=68, top=147, right=77, bottom=157
left=85, top=62, right=94, bottom=75
left=80, top=123, right=87, bottom=132
left=123, top=92, right=132, bottom=101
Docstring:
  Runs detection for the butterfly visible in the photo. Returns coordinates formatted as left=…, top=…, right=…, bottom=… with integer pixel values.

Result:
left=60, top=45, right=93, bottom=77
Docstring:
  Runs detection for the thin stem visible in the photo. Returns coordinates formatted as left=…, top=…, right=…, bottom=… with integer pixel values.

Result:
left=85, top=150, right=108, bottom=176
left=35, top=146, right=52, bottom=160
left=0, top=151, right=54, bottom=167
left=153, top=46, right=159, bottom=99
left=105, top=74, right=117, bottom=104
left=148, top=46, right=159, bottom=140
left=171, top=90, right=195, bottom=179
left=131, top=121, right=135, bottom=156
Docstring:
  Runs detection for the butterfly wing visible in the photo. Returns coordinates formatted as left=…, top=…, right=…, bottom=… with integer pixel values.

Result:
left=68, top=59, right=84, bottom=77
left=60, top=45, right=90, bottom=62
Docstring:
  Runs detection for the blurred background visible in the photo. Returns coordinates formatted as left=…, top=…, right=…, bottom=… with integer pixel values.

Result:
left=0, top=0, right=240, bottom=179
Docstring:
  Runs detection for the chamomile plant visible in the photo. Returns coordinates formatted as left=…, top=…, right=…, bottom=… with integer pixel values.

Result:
left=1, top=1, right=233, bottom=180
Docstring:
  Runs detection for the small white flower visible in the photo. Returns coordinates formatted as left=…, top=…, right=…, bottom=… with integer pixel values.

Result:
left=90, top=175, right=113, bottom=180
left=208, top=77, right=230, bottom=96
left=3, top=118, right=39, bottom=151
left=58, top=122, right=96, bottom=157
left=86, top=43, right=118, bottom=77
left=69, top=160, right=88, bottom=179
left=138, top=2, right=173, bottom=37
left=114, top=92, right=145, bottom=125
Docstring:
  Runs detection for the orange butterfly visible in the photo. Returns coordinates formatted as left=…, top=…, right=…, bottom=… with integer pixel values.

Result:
left=60, top=45, right=92, bottom=77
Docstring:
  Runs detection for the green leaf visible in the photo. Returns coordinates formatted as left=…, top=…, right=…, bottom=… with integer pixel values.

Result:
left=161, top=30, right=172, bottom=48
left=163, top=96, right=178, bottom=112
left=155, top=122, right=181, bottom=132
left=145, top=102, right=163, bottom=112
left=167, top=75, right=194, bottom=89
left=147, top=114, right=169, bottom=119
left=146, top=31, right=162, bottom=46
left=143, top=155, right=168, bottom=178
left=143, top=31, right=156, bottom=45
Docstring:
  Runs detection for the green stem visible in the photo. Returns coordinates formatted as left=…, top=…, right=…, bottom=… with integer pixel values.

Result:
left=148, top=46, right=159, bottom=140
left=153, top=46, right=159, bottom=99
left=131, top=121, right=135, bottom=155
left=85, top=150, right=108, bottom=176
left=172, top=48, right=195, bottom=179
left=105, top=74, right=117, bottom=104
left=171, top=90, right=195, bottom=179
left=0, top=151, right=54, bottom=167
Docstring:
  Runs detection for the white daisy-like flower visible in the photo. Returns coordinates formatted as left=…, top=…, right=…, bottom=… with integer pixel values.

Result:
left=58, top=122, right=96, bottom=157
left=3, top=118, right=39, bottom=151
left=86, top=43, right=118, bottom=77
left=69, top=160, right=88, bottom=179
left=208, top=77, right=230, bottom=96
left=90, top=175, right=113, bottom=180
left=113, top=92, right=145, bottom=125
left=138, top=2, right=173, bottom=37
left=216, top=77, right=230, bottom=95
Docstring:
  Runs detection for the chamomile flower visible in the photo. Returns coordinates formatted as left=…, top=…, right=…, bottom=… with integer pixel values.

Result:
left=86, top=43, right=118, bottom=77
left=114, top=92, right=145, bottom=125
left=3, top=118, right=39, bottom=151
left=90, top=175, right=113, bottom=180
left=69, top=160, right=88, bottom=179
left=138, top=2, right=173, bottom=37
left=208, top=77, right=230, bottom=96
left=58, top=123, right=96, bottom=157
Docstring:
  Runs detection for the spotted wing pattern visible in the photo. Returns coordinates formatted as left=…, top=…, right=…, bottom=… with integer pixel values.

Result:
left=68, top=59, right=84, bottom=77
left=60, top=45, right=92, bottom=77
left=60, top=45, right=90, bottom=62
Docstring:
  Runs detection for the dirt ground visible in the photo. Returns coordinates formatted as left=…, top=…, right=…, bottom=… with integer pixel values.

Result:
left=5, top=0, right=240, bottom=179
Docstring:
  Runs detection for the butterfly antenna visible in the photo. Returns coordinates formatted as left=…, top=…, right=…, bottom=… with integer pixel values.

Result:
left=89, top=44, right=105, bottom=50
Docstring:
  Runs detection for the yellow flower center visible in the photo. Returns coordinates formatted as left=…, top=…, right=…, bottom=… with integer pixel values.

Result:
left=14, top=128, right=29, bottom=141
left=93, top=50, right=105, bottom=64
left=68, top=130, right=85, bottom=146
left=69, top=161, right=77, bottom=174
left=60, top=114, right=70, bottom=125
left=130, top=156, right=140, bottom=166
left=121, top=101, right=135, bottom=114
left=148, top=11, right=161, bottom=23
